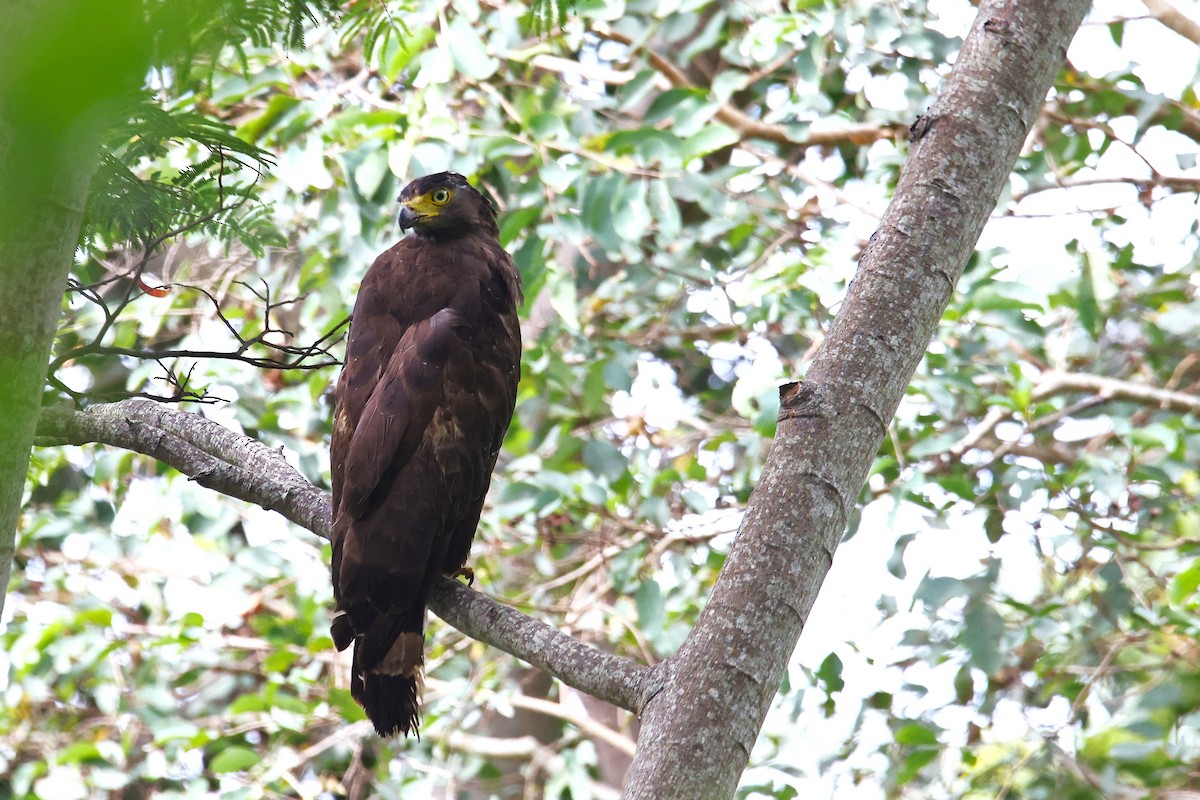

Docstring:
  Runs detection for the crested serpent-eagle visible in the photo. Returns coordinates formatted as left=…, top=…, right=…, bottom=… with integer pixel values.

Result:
left=330, top=172, right=522, bottom=737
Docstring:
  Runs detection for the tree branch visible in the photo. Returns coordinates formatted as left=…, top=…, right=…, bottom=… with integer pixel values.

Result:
left=476, top=690, right=638, bottom=757
left=50, top=277, right=347, bottom=407
left=431, top=579, right=651, bottom=713
left=938, top=369, right=1200, bottom=468
left=1033, top=370, right=1200, bottom=414
left=595, top=28, right=902, bottom=151
left=34, top=398, right=653, bottom=714
left=1141, top=0, right=1200, bottom=44
left=36, top=399, right=331, bottom=537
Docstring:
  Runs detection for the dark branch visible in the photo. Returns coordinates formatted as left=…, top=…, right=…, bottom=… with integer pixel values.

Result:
left=50, top=276, right=348, bottom=406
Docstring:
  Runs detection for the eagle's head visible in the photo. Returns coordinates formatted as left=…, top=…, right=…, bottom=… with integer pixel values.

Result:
left=396, top=172, right=498, bottom=239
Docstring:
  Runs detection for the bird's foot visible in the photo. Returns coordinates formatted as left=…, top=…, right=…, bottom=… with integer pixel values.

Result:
left=452, top=566, right=475, bottom=586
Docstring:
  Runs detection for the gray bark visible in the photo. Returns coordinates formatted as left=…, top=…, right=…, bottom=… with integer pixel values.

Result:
left=35, top=398, right=659, bottom=711
left=620, top=0, right=1091, bottom=796
left=37, top=400, right=333, bottom=538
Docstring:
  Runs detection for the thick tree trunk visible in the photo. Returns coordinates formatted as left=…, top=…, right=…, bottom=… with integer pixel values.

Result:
left=619, top=0, right=1091, bottom=796
left=0, top=0, right=149, bottom=614
left=0, top=122, right=95, bottom=617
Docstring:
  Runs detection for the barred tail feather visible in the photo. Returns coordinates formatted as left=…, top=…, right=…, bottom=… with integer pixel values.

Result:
left=339, top=607, right=427, bottom=737
left=355, top=667, right=422, bottom=738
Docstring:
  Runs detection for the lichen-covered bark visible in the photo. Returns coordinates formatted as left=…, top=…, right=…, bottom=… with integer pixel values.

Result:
left=36, top=400, right=334, bottom=538
left=620, top=0, right=1091, bottom=797
left=36, top=398, right=655, bottom=711
left=430, top=579, right=655, bottom=712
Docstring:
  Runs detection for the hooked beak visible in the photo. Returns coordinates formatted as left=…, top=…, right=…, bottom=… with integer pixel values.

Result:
left=397, top=204, right=421, bottom=232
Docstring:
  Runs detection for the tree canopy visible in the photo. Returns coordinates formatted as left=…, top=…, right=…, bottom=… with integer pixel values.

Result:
left=3, top=0, right=1200, bottom=797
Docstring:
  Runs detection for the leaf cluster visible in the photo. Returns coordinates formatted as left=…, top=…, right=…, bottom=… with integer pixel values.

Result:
left=82, top=99, right=282, bottom=256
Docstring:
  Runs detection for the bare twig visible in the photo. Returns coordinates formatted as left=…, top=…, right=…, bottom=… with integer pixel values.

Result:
left=940, top=368, right=1200, bottom=469
left=50, top=275, right=348, bottom=407
left=52, top=280, right=347, bottom=377
left=1009, top=174, right=1200, bottom=204
left=499, top=692, right=637, bottom=757
left=1032, top=370, right=1200, bottom=414
left=1142, top=0, right=1200, bottom=44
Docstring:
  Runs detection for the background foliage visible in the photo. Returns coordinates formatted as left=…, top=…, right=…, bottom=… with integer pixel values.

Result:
left=3, top=0, right=1200, bottom=797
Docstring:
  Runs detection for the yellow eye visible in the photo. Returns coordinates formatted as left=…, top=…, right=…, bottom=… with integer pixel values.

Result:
left=430, top=188, right=452, bottom=206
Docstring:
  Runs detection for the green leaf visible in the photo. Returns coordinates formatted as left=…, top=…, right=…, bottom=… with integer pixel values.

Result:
left=548, top=266, right=580, bottom=330
left=582, top=439, right=627, bottom=481
left=888, top=533, right=915, bottom=579
left=1170, top=558, right=1200, bottom=605
left=635, top=580, right=665, bottom=634
left=515, top=234, right=548, bottom=301
left=229, top=694, right=268, bottom=714
left=237, top=93, right=300, bottom=143
left=602, top=353, right=636, bottom=393
left=648, top=179, right=682, bottom=240
left=611, top=179, right=650, bottom=243
left=581, top=172, right=623, bottom=253
left=447, top=17, right=499, bottom=79
left=327, top=688, right=366, bottom=723
left=209, top=746, right=260, bottom=773
left=897, top=747, right=939, bottom=784
left=681, top=489, right=709, bottom=513
left=906, top=433, right=959, bottom=458
left=56, top=742, right=106, bottom=766
left=264, top=649, right=299, bottom=674
left=681, top=125, right=740, bottom=160
left=915, top=575, right=968, bottom=607
left=895, top=722, right=939, bottom=746
left=968, top=283, right=1044, bottom=312
left=962, top=602, right=1004, bottom=674
left=605, top=128, right=680, bottom=160
left=643, top=88, right=707, bottom=125
left=984, top=507, right=1005, bottom=543
left=1108, top=20, right=1124, bottom=46
left=1077, top=256, right=1101, bottom=340
left=500, top=205, right=543, bottom=248
left=352, top=148, right=390, bottom=200
left=816, top=652, right=844, bottom=693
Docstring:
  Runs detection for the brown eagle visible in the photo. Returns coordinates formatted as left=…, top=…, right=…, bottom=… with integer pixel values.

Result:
left=330, top=172, right=522, bottom=737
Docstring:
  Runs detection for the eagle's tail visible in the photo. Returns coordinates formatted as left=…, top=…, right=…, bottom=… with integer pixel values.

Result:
left=333, top=604, right=426, bottom=737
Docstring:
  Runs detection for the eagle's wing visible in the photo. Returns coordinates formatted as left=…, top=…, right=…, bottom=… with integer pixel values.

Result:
left=328, top=174, right=522, bottom=738
left=337, top=307, right=463, bottom=519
